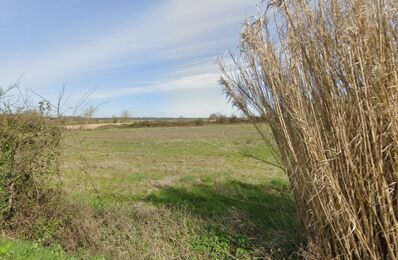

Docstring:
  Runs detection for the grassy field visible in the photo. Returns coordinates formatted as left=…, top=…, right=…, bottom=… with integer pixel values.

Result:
left=1, top=124, right=299, bottom=258
left=56, top=124, right=298, bottom=258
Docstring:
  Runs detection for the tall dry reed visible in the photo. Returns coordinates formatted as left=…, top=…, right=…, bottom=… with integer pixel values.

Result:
left=220, top=0, right=398, bottom=258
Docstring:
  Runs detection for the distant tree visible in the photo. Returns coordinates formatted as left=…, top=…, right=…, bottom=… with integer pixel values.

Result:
left=120, top=110, right=131, bottom=122
left=208, top=113, right=227, bottom=123
left=208, top=113, right=217, bottom=120
left=217, top=114, right=227, bottom=124
left=229, top=114, right=238, bottom=123
left=82, top=105, right=96, bottom=120
left=111, top=115, right=118, bottom=123
left=194, top=118, right=205, bottom=126
left=209, top=113, right=222, bottom=121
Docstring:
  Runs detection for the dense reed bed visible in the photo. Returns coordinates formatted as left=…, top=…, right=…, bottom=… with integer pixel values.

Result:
left=220, top=0, right=398, bottom=258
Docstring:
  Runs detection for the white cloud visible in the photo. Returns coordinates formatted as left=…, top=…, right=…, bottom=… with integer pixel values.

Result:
left=0, top=0, right=259, bottom=90
left=1, top=0, right=260, bottom=117
left=165, top=89, right=237, bottom=118
left=90, top=72, right=220, bottom=100
left=88, top=57, right=240, bottom=117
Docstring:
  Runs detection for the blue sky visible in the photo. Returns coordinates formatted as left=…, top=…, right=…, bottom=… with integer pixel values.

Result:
left=0, top=0, right=260, bottom=117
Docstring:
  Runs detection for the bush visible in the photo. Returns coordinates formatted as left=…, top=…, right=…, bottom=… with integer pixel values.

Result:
left=0, top=111, right=63, bottom=221
left=208, top=113, right=228, bottom=124
left=194, top=119, right=205, bottom=126
left=0, top=88, right=102, bottom=254
left=220, top=0, right=398, bottom=258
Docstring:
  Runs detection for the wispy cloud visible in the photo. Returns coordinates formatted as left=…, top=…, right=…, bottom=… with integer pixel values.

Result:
left=0, top=0, right=259, bottom=116
left=91, top=72, right=220, bottom=100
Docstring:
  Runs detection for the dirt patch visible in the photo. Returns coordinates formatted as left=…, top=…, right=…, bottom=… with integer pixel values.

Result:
left=66, top=123, right=125, bottom=130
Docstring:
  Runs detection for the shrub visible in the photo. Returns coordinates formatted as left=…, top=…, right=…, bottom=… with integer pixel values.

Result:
left=208, top=113, right=229, bottom=124
left=0, top=109, right=63, bottom=221
left=220, top=0, right=398, bottom=258
left=229, top=115, right=238, bottom=124
left=194, top=119, right=205, bottom=126
left=0, top=88, right=102, bottom=254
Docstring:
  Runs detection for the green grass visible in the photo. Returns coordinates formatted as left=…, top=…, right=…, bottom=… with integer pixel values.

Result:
left=63, top=125, right=280, bottom=202
left=0, top=239, right=104, bottom=260
left=49, top=124, right=298, bottom=258
left=0, top=239, right=72, bottom=260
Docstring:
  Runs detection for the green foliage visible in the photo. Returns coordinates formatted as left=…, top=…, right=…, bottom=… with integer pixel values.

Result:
left=32, top=217, right=62, bottom=245
left=0, top=239, right=70, bottom=260
left=190, top=225, right=254, bottom=258
left=0, top=113, right=63, bottom=221
left=0, top=238, right=104, bottom=260
left=190, top=228, right=232, bottom=258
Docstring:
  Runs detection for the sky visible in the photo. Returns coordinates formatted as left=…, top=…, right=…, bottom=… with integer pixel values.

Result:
left=0, top=0, right=260, bottom=117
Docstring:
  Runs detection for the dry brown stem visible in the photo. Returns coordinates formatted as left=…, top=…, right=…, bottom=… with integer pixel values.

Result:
left=220, top=0, right=398, bottom=258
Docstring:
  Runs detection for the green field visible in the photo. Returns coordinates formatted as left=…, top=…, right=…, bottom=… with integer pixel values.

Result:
left=5, top=124, right=300, bottom=259
left=63, top=124, right=300, bottom=258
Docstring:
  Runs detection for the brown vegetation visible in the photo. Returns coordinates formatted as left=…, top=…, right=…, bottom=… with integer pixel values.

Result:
left=0, top=100, right=63, bottom=222
left=90, top=116, right=265, bottom=130
left=220, top=0, right=398, bottom=258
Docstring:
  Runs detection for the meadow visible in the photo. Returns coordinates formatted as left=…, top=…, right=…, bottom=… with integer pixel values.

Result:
left=0, top=123, right=299, bottom=259
left=59, top=124, right=298, bottom=258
